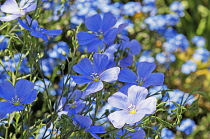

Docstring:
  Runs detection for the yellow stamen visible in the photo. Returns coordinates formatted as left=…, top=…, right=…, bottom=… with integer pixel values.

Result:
left=129, top=109, right=137, bottom=114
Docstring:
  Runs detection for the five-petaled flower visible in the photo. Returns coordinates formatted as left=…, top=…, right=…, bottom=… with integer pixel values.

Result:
left=77, top=13, right=118, bottom=52
left=18, top=15, right=62, bottom=41
left=0, top=0, right=36, bottom=21
left=0, top=79, right=37, bottom=118
left=118, top=62, right=164, bottom=94
left=108, top=85, right=156, bottom=128
left=71, top=53, right=120, bottom=95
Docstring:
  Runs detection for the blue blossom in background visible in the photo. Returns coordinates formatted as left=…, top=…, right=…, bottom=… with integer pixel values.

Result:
left=165, top=34, right=189, bottom=51
left=162, top=87, right=195, bottom=112
left=48, top=41, right=69, bottom=61
left=71, top=53, right=120, bottom=95
left=170, top=1, right=185, bottom=17
left=138, top=50, right=155, bottom=63
left=118, top=62, right=164, bottom=93
left=122, top=2, right=141, bottom=16
left=156, top=52, right=176, bottom=65
left=142, top=0, right=156, bottom=14
left=192, top=36, right=206, bottom=47
left=18, top=15, right=62, bottom=41
left=165, top=14, right=180, bottom=26
left=161, top=128, right=175, bottom=139
left=39, top=58, right=58, bottom=76
left=34, top=78, right=50, bottom=92
left=1, top=53, right=30, bottom=74
left=176, top=118, right=196, bottom=135
left=0, top=0, right=36, bottom=21
left=108, top=85, right=156, bottom=128
left=145, top=15, right=166, bottom=31
left=193, top=48, right=209, bottom=62
left=117, top=128, right=146, bottom=139
left=0, top=79, right=37, bottom=118
left=77, top=13, right=118, bottom=52
left=181, top=60, right=197, bottom=74
left=0, top=35, right=9, bottom=50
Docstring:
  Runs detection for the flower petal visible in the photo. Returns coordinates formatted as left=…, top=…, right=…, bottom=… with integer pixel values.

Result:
left=18, top=18, right=32, bottom=31
left=93, top=53, right=108, bottom=73
left=20, top=89, right=37, bottom=104
left=0, top=81, right=15, bottom=101
left=137, top=62, right=156, bottom=79
left=85, top=81, right=103, bottom=95
left=0, top=14, right=20, bottom=21
left=1, top=0, right=19, bottom=14
left=30, top=31, right=48, bottom=41
left=85, top=14, right=102, bottom=32
left=73, top=58, right=93, bottom=76
left=87, top=39, right=104, bottom=52
left=108, top=110, right=128, bottom=128
left=127, top=85, right=148, bottom=106
left=103, top=28, right=118, bottom=45
left=0, top=101, right=24, bottom=119
left=101, top=13, right=117, bottom=33
left=119, top=84, right=135, bottom=95
left=77, top=32, right=98, bottom=45
left=15, top=79, right=34, bottom=101
left=127, top=40, right=141, bottom=55
left=71, top=75, right=92, bottom=85
left=74, top=114, right=92, bottom=129
left=119, top=55, right=133, bottom=67
left=86, top=125, right=106, bottom=133
left=125, top=113, right=145, bottom=125
left=142, top=73, right=164, bottom=87
left=137, top=97, right=157, bottom=114
left=25, top=3, right=37, bottom=13
left=118, top=68, right=137, bottom=84
left=108, top=92, right=128, bottom=109
left=42, top=29, right=62, bottom=36
left=100, top=67, right=120, bottom=83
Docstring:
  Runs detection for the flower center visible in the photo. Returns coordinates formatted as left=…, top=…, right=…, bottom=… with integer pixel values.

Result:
left=97, top=33, right=104, bottom=39
left=137, top=78, right=144, bottom=85
left=128, top=104, right=137, bottom=114
left=19, top=8, right=25, bottom=15
left=91, top=73, right=100, bottom=82
left=129, top=109, right=137, bottom=114
left=12, top=96, right=20, bottom=106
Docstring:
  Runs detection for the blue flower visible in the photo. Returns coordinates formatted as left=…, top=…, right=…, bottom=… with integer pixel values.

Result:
left=181, top=60, right=197, bottom=74
left=48, top=41, right=70, bottom=61
left=161, top=128, right=175, bottom=139
left=77, top=13, right=118, bottom=52
left=0, top=35, right=9, bottom=50
left=176, top=119, right=196, bottom=135
left=71, top=53, right=120, bottom=95
left=170, top=1, right=185, bottom=17
left=108, top=85, right=156, bottom=128
left=138, top=50, right=155, bottom=63
left=0, top=0, right=36, bottom=21
left=192, top=36, right=206, bottom=47
left=122, top=2, right=141, bottom=16
left=118, top=62, right=164, bottom=94
left=193, top=48, right=209, bottom=62
left=18, top=15, right=62, bottom=41
left=0, top=79, right=37, bottom=118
